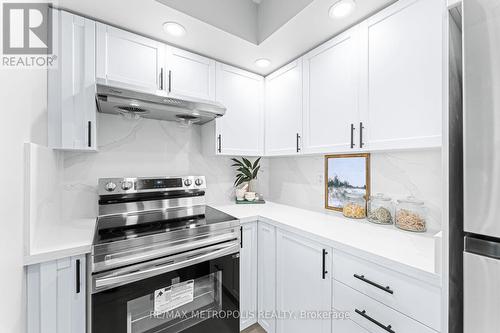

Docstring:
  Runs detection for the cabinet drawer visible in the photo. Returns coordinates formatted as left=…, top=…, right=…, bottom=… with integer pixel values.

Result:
left=333, top=251, right=441, bottom=331
left=334, top=318, right=370, bottom=333
left=334, top=281, right=437, bottom=333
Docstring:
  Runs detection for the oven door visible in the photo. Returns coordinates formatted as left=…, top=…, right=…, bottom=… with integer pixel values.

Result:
left=91, top=241, right=240, bottom=333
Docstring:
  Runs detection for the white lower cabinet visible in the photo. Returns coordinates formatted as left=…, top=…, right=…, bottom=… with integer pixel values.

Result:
left=276, top=230, right=332, bottom=333
left=27, top=255, right=86, bottom=333
left=333, top=318, right=371, bottom=333
left=240, top=222, right=442, bottom=333
left=333, top=281, right=437, bottom=333
left=257, top=223, right=276, bottom=333
left=240, top=222, right=258, bottom=330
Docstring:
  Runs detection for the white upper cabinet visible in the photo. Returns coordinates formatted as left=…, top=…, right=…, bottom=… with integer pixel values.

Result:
left=362, top=0, right=443, bottom=150
left=165, top=46, right=216, bottom=100
left=48, top=10, right=96, bottom=151
left=211, top=63, right=264, bottom=156
left=96, top=24, right=165, bottom=91
left=302, top=26, right=362, bottom=154
left=265, top=60, right=303, bottom=156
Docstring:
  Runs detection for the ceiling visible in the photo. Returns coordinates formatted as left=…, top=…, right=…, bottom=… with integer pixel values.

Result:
left=58, top=0, right=396, bottom=75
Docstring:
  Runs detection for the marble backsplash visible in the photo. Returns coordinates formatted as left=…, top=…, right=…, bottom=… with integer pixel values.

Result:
left=61, top=113, right=269, bottom=222
left=267, top=150, right=443, bottom=231
left=59, top=113, right=441, bottom=231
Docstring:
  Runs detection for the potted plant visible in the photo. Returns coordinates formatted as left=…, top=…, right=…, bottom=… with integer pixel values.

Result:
left=231, top=157, right=261, bottom=192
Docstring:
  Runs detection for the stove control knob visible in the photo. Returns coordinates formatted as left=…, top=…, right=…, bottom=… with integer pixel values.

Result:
left=195, top=178, right=204, bottom=186
left=121, top=181, right=133, bottom=191
left=104, top=182, right=117, bottom=192
left=184, top=179, right=193, bottom=187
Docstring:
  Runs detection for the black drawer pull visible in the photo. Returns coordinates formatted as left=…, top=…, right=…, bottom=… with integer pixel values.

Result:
left=350, top=123, right=355, bottom=148
left=354, top=274, right=393, bottom=294
left=322, top=249, right=328, bottom=279
left=76, top=259, right=81, bottom=294
left=355, top=309, right=395, bottom=333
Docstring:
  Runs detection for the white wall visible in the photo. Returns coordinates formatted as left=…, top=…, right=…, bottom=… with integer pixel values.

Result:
left=0, top=67, right=47, bottom=333
left=267, top=150, right=443, bottom=231
left=61, top=114, right=269, bottom=222
left=257, top=0, right=314, bottom=42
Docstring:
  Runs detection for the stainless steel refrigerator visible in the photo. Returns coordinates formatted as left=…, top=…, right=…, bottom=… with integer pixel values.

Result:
left=463, top=0, right=500, bottom=332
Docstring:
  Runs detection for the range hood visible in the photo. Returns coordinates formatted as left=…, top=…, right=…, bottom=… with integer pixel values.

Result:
left=96, top=83, right=226, bottom=125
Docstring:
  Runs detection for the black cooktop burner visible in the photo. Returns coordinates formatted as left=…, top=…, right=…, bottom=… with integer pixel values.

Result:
left=93, top=206, right=236, bottom=245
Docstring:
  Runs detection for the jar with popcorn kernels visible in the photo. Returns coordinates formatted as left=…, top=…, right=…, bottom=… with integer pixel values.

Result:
left=342, top=193, right=367, bottom=219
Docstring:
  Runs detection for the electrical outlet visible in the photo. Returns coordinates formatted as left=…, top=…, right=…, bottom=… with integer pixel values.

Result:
left=317, top=174, right=324, bottom=184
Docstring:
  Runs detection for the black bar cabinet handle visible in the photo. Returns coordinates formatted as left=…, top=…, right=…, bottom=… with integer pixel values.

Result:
left=217, top=134, right=222, bottom=153
left=296, top=133, right=301, bottom=153
left=360, top=122, right=364, bottom=148
left=355, top=309, right=395, bottom=333
left=350, top=124, right=355, bottom=149
left=168, top=70, right=172, bottom=93
left=322, top=249, right=328, bottom=279
left=159, top=68, right=164, bottom=90
left=354, top=274, right=394, bottom=294
left=240, top=226, right=243, bottom=248
left=87, top=121, right=92, bottom=148
left=76, top=259, right=81, bottom=294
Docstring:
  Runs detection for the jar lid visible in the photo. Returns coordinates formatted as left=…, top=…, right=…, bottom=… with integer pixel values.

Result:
left=397, top=196, right=424, bottom=205
left=370, top=193, right=391, bottom=201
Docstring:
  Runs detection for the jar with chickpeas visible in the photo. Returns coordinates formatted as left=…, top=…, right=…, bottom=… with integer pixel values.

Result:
left=395, top=196, right=427, bottom=232
left=342, top=193, right=367, bottom=219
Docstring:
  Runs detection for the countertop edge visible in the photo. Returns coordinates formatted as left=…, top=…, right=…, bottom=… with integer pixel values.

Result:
left=238, top=215, right=442, bottom=287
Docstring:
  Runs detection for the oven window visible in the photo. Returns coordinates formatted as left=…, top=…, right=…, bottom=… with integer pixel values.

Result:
left=126, top=271, right=222, bottom=333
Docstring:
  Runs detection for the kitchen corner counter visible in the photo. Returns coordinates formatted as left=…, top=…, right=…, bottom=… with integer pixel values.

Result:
left=214, top=202, right=442, bottom=285
left=24, top=218, right=96, bottom=266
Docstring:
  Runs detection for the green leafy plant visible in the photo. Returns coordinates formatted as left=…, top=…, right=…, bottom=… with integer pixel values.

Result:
left=231, top=157, right=261, bottom=187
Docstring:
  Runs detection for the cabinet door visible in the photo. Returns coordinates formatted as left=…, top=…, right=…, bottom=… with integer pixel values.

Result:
left=27, top=255, right=86, bottom=333
left=96, top=23, right=164, bottom=91
left=265, top=60, right=303, bottom=156
left=240, top=222, right=258, bottom=330
left=165, top=46, right=216, bottom=100
left=215, top=63, right=264, bottom=156
left=303, top=26, right=361, bottom=154
left=276, top=231, right=332, bottom=333
left=362, top=0, right=443, bottom=150
left=48, top=10, right=96, bottom=151
left=258, top=223, right=276, bottom=333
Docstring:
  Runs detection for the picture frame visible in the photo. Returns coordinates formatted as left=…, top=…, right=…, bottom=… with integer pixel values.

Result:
left=324, top=153, right=371, bottom=211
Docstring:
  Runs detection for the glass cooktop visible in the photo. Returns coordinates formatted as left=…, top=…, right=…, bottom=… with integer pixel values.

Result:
left=93, top=206, right=237, bottom=245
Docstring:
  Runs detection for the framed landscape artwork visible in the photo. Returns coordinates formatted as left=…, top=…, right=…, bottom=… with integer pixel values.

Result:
left=325, top=154, right=371, bottom=211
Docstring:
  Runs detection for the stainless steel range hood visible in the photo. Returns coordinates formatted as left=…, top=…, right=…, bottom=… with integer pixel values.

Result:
left=96, top=83, right=226, bottom=125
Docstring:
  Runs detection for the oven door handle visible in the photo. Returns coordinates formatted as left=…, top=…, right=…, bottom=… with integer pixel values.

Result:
left=94, top=241, right=239, bottom=291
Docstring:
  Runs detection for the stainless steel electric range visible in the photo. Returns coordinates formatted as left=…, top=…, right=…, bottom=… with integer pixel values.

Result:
left=88, top=176, right=241, bottom=333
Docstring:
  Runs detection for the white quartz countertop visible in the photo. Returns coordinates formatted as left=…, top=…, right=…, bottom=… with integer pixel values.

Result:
left=24, top=202, right=442, bottom=285
left=214, top=202, right=441, bottom=283
left=24, top=218, right=96, bottom=265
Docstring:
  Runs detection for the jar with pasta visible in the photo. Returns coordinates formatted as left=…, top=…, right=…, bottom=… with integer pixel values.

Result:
left=367, top=194, right=394, bottom=225
left=342, top=193, right=366, bottom=219
left=395, top=196, right=427, bottom=232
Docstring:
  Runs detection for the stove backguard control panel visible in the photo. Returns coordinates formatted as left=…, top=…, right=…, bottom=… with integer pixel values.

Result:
left=98, top=176, right=206, bottom=196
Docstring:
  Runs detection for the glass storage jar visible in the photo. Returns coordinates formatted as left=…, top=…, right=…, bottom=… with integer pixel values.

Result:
left=367, top=194, right=394, bottom=225
left=342, top=193, right=366, bottom=219
left=395, top=196, right=427, bottom=232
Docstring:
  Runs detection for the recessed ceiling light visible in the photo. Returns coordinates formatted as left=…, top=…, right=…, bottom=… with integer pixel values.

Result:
left=163, top=22, right=186, bottom=37
left=255, top=58, right=271, bottom=68
left=329, top=0, right=356, bottom=18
